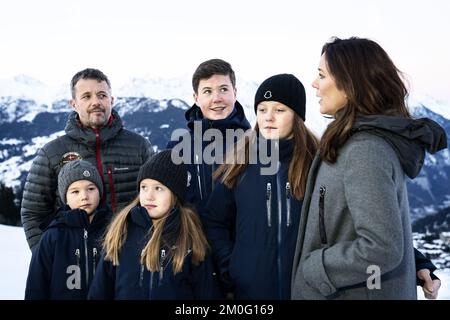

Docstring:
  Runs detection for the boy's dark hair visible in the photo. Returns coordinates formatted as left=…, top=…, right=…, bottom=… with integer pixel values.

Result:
left=192, top=59, right=236, bottom=94
left=70, top=68, right=111, bottom=98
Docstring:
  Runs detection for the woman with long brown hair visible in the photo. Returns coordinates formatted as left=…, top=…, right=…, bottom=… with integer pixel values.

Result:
left=291, top=37, right=447, bottom=299
left=203, top=74, right=318, bottom=299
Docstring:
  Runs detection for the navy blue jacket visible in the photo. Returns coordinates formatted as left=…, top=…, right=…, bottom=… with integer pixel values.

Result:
left=87, top=206, right=222, bottom=300
left=25, top=203, right=112, bottom=300
left=204, top=138, right=302, bottom=299
left=167, top=102, right=251, bottom=213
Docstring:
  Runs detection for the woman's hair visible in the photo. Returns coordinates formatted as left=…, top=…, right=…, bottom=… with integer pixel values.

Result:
left=102, top=193, right=209, bottom=275
left=319, top=37, right=412, bottom=163
left=214, top=113, right=318, bottom=199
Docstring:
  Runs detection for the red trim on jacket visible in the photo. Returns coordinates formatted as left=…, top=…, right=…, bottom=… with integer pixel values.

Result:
left=107, top=165, right=117, bottom=213
left=107, top=114, right=114, bottom=127
left=92, top=128, right=106, bottom=202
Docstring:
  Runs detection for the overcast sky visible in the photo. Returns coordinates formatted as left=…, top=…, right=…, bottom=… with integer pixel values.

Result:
left=0, top=0, right=449, bottom=101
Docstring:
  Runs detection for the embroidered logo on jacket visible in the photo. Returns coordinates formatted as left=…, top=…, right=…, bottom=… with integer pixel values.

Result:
left=61, top=152, right=83, bottom=165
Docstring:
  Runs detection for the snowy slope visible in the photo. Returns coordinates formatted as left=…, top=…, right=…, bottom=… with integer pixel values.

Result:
left=0, top=225, right=30, bottom=300
left=0, top=75, right=67, bottom=109
left=0, top=74, right=329, bottom=135
left=409, top=94, right=450, bottom=121
left=0, top=130, right=65, bottom=188
left=0, top=74, right=449, bottom=220
left=0, top=224, right=449, bottom=300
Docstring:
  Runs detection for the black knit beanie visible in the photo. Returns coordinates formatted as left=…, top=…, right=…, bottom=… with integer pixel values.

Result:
left=254, top=73, right=306, bottom=120
left=58, top=160, right=104, bottom=204
left=137, top=150, right=187, bottom=201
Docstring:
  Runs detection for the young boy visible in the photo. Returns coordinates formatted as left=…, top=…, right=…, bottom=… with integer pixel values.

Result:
left=25, top=160, right=111, bottom=299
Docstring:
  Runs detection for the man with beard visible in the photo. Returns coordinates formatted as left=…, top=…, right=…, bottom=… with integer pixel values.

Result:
left=21, top=68, right=153, bottom=250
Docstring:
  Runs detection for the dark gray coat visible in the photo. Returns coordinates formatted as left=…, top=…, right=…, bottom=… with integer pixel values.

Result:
left=291, top=115, right=447, bottom=300
left=21, top=110, right=153, bottom=249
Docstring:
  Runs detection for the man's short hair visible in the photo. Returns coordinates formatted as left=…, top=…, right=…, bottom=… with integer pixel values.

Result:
left=71, top=68, right=111, bottom=98
left=192, top=59, right=236, bottom=94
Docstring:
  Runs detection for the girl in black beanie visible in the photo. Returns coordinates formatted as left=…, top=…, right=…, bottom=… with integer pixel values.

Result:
left=203, top=74, right=319, bottom=299
left=88, top=150, right=221, bottom=299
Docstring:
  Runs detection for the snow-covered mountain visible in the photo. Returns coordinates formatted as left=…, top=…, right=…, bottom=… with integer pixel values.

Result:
left=0, top=75, right=449, bottom=221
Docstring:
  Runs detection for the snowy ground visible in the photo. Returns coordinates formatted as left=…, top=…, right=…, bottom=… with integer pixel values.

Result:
left=0, top=224, right=31, bottom=299
left=0, top=224, right=449, bottom=300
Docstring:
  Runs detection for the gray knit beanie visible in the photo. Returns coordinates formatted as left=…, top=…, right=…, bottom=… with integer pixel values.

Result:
left=58, top=160, right=104, bottom=203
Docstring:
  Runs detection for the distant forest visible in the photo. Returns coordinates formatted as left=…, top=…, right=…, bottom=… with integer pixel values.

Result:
left=0, top=182, right=21, bottom=226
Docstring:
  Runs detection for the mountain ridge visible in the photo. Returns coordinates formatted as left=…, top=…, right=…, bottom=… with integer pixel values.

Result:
left=0, top=75, right=449, bottom=221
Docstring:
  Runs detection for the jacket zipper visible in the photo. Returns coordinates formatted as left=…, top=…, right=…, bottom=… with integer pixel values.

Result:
left=195, top=154, right=203, bottom=200
left=139, top=249, right=145, bottom=288
left=319, top=185, right=328, bottom=245
left=159, top=249, right=166, bottom=283
left=93, top=128, right=105, bottom=201
left=211, top=163, right=216, bottom=193
left=286, top=182, right=291, bottom=227
left=75, top=249, right=81, bottom=268
left=266, top=182, right=272, bottom=227
left=276, top=170, right=283, bottom=299
left=92, top=248, right=97, bottom=277
left=139, top=264, right=145, bottom=287
left=83, top=229, right=89, bottom=287
left=108, top=165, right=117, bottom=213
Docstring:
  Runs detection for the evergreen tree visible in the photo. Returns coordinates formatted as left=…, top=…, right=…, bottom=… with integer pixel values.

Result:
left=0, top=182, right=21, bottom=226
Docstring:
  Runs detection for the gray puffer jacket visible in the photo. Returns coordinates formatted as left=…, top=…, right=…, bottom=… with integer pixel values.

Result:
left=291, top=115, right=447, bottom=300
left=21, top=109, right=153, bottom=249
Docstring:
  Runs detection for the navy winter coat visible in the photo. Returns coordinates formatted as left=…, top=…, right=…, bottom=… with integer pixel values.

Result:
left=167, top=102, right=251, bottom=212
left=25, top=203, right=112, bottom=299
left=87, top=206, right=222, bottom=300
left=204, top=138, right=302, bottom=299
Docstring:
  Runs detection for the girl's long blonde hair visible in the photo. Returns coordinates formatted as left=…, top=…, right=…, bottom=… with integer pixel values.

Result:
left=102, top=197, right=140, bottom=266
left=102, top=194, right=209, bottom=274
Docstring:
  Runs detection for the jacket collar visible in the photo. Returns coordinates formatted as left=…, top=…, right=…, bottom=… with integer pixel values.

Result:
left=185, top=101, right=251, bottom=133
left=65, top=109, right=123, bottom=146
left=130, top=206, right=181, bottom=247
left=47, top=202, right=111, bottom=230
left=253, top=134, right=294, bottom=164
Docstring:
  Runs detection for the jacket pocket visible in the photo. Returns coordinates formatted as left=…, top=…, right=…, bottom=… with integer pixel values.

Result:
left=318, top=185, right=328, bottom=245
